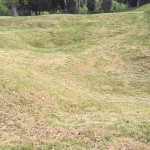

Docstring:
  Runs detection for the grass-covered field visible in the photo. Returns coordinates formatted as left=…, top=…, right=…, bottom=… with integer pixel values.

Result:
left=0, top=4, right=150, bottom=150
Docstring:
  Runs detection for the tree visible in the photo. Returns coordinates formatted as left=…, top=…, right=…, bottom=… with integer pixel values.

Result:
left=101, top=0, right=112, bottom=13
left=87, top=0, right=95, bottom=12
left=0, top=0, right=11, bottom=16
left=18, top=0, right=31, bottom=16
left=67, top=0, right=76, bottom=14
left=78, top=0, right=81, bottom=14
left=64, top=0, right=67, bottom=13
left=81, top=0, right=87, bottom=8
left=117, top=0, right=150, bottom=7
left=137, top=0, right=140, bottom=7
left=3, top=0, right=18, bottom=16
left=141, top=0, right=150, bottom=6
left=30, top=0, right=52, bottom=15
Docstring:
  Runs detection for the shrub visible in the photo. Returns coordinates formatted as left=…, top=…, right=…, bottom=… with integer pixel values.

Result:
left=111, top=1, right=128, bottom=12
left=0, top=0, right=11, bottom=16
left=81, top=5, right=88, bottom=14
left=41, top=11, right=49, bottom=15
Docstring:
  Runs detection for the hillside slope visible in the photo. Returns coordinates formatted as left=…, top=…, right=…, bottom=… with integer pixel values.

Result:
left=0, top=7, right=150, bottom=150
left=136, top=3, right=150, bottom=12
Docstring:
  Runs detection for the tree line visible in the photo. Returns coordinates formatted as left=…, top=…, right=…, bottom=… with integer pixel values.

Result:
left=0, top=0, right=150, bottom=16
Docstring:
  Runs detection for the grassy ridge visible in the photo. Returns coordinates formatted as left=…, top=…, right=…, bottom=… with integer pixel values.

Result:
left=136, top=3, right=150, bottom=12
left=0, top=5, right=150, bottom=150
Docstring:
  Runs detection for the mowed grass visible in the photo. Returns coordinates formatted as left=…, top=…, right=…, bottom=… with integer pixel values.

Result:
left=0, top=5, right=150, bottom=150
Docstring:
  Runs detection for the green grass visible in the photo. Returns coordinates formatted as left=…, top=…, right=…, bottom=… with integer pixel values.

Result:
left=0, top=5, right=150, bottom=150
left=136, top=3, right=150, bottom=12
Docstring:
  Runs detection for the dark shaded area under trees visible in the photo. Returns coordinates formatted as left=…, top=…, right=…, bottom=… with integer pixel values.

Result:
left=0, top=0, right=150, bottom=16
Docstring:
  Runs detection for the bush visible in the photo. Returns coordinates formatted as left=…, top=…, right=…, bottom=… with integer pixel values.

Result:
left=81, top=5, right=88, bottom=14
left=41, top=11, right=50, bottom=15
left=0, top=0, right=11, bottom=16
left=111, top=1, right=128, bottom=12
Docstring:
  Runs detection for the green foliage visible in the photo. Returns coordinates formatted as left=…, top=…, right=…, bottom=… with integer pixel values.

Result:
left=0, top=0, right=11, bottom=16
left=87, top=0, right=95, bottom=12
left=117, top=0, right=150, bottom=7
left=41, top=11, right=50, bottom=15
left=81, top=4, right=88, bottom=14
left=2, top=0, right=18, bottom=3
left=101, top=0, right=112, bottom=13
left=67, top=0, right=76, bottom=13
left=0, top=0, right=150, bottom=16
left=80, top=0, right=87, bottom=7
left=111, top=1, right=128, bottom=12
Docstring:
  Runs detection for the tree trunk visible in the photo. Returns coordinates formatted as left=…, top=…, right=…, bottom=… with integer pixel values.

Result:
left=10, top=3, right=18, bottom=16
left=28, top=5, right=32, bottom=16
left=127, top=0, right=130, bottom=8
left=64, top=0, right=67, bottom=13
left=35, top=11, right=38, bottom=15
left=78, top=0, right=80, bottom=14
left=137, top=0, right=140, bottom=7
